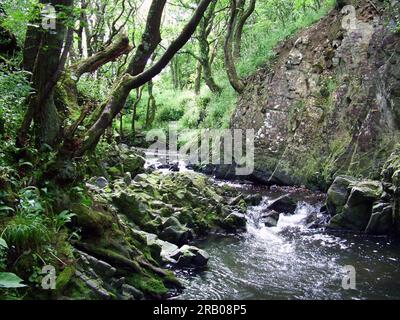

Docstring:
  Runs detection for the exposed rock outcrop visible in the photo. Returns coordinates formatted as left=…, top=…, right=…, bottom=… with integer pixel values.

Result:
left=231, top=0, right=400, bottom=189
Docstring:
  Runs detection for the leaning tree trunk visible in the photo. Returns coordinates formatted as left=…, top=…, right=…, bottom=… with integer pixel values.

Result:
left=224, top=0, right=256, bottom=94
left=198, top=1, right=221, bottom=94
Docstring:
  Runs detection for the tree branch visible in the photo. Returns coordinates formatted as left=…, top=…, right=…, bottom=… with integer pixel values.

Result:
left=73, top=34, right=133, bottom=79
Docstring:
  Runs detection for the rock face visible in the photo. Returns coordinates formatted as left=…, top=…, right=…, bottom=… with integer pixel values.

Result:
left=231, top=0, right=400, bottom=189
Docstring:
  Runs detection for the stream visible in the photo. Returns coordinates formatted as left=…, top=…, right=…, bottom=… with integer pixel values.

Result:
left=145, top=151, right=400, bottom=300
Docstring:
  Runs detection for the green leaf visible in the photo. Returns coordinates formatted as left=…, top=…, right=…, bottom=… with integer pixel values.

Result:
left=0, top=273, right=26, bottom=288
left=0, top=238, right=7, bottom=249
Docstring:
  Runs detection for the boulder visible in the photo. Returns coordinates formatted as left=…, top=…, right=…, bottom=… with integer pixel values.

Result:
left=261, top=210, right=280, bottom=227
left=93, top=177, right=109, bottom=189
left=329, top=180, right=383, bottom=231
left=121, top=284, right=144, bottom=300
left=112, top=192, right=149, bottom=226
left=221, top=212, right=247, bottom=232
left=244, top=193, right=263, bottom=206
left=326, top=176, right=358, bottom=216
left=365, top=202, right=394, bottom=235
left=267, top=194, right=297, bottom=214
left=70, top=204, right=112, bottom=237
left=123, top=172, right=132, bottom=185
left=170, top=245, right=210, bottom=268
left=122, top=152, right=146, bottom=176
left=159, top=217, right=193, bottom=246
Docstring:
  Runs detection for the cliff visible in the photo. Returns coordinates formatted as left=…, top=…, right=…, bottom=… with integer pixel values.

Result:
left=231, top=0, right=400, bottom=190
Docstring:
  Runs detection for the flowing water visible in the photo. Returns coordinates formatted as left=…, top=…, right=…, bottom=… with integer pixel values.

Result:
left=144, top=152, right=400, bottom=300
left=173, top=184, right=400, bottom=300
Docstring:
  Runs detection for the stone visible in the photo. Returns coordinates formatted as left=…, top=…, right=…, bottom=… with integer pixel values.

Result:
left=222, top=212, right=247, bottom=231
left=107, top=166, right=122, bottom=178
left=261, top=210, right=280, bottom=227
left=170, top=245, right=210, bottom=268
left=91, top=177, right=109, bottom=189
left=244, top=193, right=263, bottom=206
left=70, top=204, right=112, bottom=237
left=123, top=172, right=132, bottom=185
left=267, top=194, right=297, bottom=214
left=365, top=202, right=394, bottom=235
left=326, top=176, right=358, bottom=216
left=112, top=192, right=149, bottom=226
left=159, top=219, right=193, bottom=246
left=123, top=153, right=146, bottom=175
left=121, top=284, right=144, bottom=300
left=329, top=180, right=383, bottom=231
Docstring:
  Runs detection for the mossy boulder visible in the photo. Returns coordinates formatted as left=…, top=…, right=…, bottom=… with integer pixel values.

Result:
left=328, top=180, right=383, bottom=231
left=159, top=216, right=193, bottom=246
left=220, top=212, right=247, bottom=232
left=112, top=192, right=150, bottom=226
left=326, top=176, right=358, bottom=216
left=127, top=273, right=168, bottom=299
left=70, top=203, right=113, bottom=237
left=169, top=245, right=210, bottom=268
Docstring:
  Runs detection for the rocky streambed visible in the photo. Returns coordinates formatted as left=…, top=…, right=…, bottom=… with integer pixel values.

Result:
left=56, top=144, right=400, bottom=300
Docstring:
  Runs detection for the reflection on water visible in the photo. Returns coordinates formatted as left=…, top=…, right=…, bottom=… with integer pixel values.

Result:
left=173, top=195, right=400, bottom=300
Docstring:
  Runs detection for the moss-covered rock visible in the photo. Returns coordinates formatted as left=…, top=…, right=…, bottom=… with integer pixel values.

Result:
left=110, top=171, right=247, bottom=238
left=326, top=176, right=358, bottom=216
left=70, top=203, right=113, bottom=237
left=328, top=180, right=383, bottom=231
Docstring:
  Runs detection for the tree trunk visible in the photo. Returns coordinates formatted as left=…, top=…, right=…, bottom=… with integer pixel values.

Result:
left=224, top=0, right=249, bottom=94
left=19, top=0, right=74, bottom=148
left=233, top=0, right=256, bottom=60
left=145, top=80, right=156, bottom=129
left=73, top=34, right=132, bottom=79
left=198, top=1, right=221, bottom=94
left=131, top=87, right=144, bottom=139
left=194, top=60, right=202, bottom=94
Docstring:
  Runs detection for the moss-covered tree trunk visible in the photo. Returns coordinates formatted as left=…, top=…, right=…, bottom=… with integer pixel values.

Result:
left=20, top=0, right=73, bottom=148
